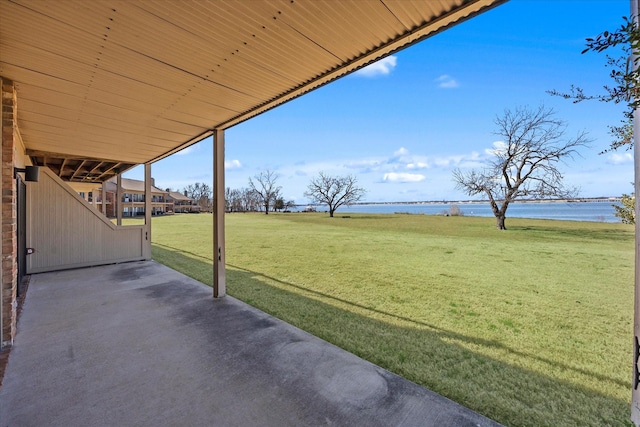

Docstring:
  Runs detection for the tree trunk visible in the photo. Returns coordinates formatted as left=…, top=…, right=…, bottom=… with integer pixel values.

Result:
left=329, top=207, right=335, bottom=217
left=496, top=214, right=506, bottom=230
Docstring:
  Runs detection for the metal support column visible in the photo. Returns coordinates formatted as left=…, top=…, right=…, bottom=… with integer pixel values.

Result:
left=213, top=129, right=226, bottom=298
left=144, top=163, right=152, bottom=260
left=101, top=182, right=107, bottom=215
left=116, top=173, right=123, bottom=226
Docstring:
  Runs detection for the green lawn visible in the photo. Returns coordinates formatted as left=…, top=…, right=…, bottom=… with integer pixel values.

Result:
left=151, top=212, right=634, bottom=427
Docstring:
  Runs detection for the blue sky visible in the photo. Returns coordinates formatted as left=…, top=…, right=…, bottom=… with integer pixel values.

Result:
left=127, top=0, right=632, bottom=203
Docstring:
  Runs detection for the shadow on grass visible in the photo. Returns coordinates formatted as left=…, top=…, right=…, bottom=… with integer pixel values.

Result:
left=152, top=243, right=631, bottom=427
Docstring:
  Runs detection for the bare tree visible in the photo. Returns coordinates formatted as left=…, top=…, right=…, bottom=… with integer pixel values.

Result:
left=283, top=200, right=296, bottom=212
left=225, top=187, right=244, bottom=212
left=453, top=105, right=591, bottom=230
left=224, top=187, right=232, bottom=212
left=184, top=182, right=212, bottom=211
left=237, top=187, right=256, bottom=212
left=304, top=172, right=366, bottom=217
left=268, top=190, right=282, bottom=213
left=249, top=170, right=281, bottom=215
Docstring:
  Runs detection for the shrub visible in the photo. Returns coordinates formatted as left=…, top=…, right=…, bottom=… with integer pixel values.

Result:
left=449, top=205, right=464, bottom=216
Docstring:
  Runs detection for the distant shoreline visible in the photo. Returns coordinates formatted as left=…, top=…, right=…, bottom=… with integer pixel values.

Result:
left=300, top=197, right=621, bottom=207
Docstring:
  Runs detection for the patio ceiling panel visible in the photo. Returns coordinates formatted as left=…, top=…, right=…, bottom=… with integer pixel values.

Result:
left=278, top=1, right=400, bottom=59
left=18, top=107, right=185, bottom=164
left=106, top=1, right=312, bottom=105
left=2, top=63, right=167, bottom=123
left=112, top=3, right=345, bottom=111
left=80, top=72, right=239, bottom=125
left=0, top=0, right=505, bottom=173
left=16, top=105, right=197, bottom=162
left=386, top=1, right=452, bottom=29
left=135, top=0, right=339, bottom=83
left=209, top=0, right=506, bottom=131
left=7, top=66, right=219, bottom=162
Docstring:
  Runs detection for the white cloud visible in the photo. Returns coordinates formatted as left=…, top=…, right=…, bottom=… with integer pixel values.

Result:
left=406, top=161, right=429, bottom=169
left=393, top=147, right=409, bottom=157
left=176, top=145, right=195, bottom=155
left=435, top=74, right=459, bottom=89
left=457, top=159, right=485, bottom=169
left=344, top=158, right=383, bottom=170
left=291, top=148, right=488, bottom=181
left=382, top=172, right=426, bottom=183
left=432, top=156, right=458, bottom=168
left=485, top=141, right=508, bottom=156
left=388, top=147, right=433, bottom=171
left=355, top=56, right=397, bottom=77
left=225, top=159, right=242, bottom=169
left=281, top=159, right=353, bottom=179
left=607, top=152, right=633, bottom=165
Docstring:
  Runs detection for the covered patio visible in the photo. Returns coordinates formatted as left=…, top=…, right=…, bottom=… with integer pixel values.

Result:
left=0, top=261, right=500, bottom=426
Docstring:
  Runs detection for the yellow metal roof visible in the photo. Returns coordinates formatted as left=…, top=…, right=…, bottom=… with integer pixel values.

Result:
left=0, top=0, right=505, bottom=169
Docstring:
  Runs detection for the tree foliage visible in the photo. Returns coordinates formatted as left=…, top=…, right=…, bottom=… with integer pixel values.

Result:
left=602, top=116, right=634, bottom=154
left=304, top=172, right=366, bottom=217
left=549, top=16, right=640, bottom=230
left=453, top=105, right=590, bottom=230
left=274, top=197, right=285, bottom=212
left=548, top=15, right=639, bottom=152
left=248, top=170, right=281, bottom=215
left=614, top=191, right=636, bottom=224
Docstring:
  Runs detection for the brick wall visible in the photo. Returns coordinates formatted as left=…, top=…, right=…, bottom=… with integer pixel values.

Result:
left=1, top=79, right=17, bottom=348
left=106, top=190, right=116, bottom=217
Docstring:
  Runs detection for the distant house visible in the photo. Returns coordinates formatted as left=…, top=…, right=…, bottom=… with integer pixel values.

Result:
left=75, top=177, right=172, bottom=217
left=105, top=178, right=172, bottom=217
left=167, top=191, right=201, bottom=213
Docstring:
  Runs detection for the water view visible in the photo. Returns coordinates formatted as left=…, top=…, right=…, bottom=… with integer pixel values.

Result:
left=305, top=200, right=623, bottom=223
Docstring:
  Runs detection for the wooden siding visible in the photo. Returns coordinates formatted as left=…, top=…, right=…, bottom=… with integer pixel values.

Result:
left=26, top=168, right=148, bottom=273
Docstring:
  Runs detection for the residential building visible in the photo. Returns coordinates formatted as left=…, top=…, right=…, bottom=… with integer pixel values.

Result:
left=72, top=178, right=173, bottom=217
left=117, top=178, right=171, bottom=217
left=167, top=191, right=201, bottom=213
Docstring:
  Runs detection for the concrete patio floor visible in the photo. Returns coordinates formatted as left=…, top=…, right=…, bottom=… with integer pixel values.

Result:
left=0, top=261, right=501, bottom=426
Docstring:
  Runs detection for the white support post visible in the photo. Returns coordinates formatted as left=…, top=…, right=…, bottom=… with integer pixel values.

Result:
left=116, top=173, right=123, bottom=226
left=101, top=183, right=107, bottom=215
left=144, top=163, right=152, bottom=260
left=92, top=187, right=99, bottom=210
left=632, top=1, right=640, bottom=425
left=213, top=129, right=226, bottom=298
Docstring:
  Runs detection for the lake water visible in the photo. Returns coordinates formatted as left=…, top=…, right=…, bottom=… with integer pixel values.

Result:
left=302, top=201, right=623, bottom=223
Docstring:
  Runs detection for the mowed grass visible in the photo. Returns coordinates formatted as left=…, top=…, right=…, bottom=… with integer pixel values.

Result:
left=151, top=212, right=634, bottom=427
